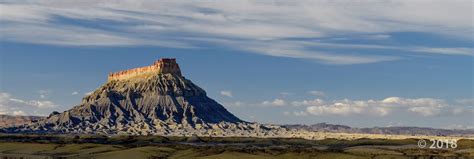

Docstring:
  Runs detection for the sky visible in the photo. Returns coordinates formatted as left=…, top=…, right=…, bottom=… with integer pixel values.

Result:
left=0, top=0, right=473, bottom=129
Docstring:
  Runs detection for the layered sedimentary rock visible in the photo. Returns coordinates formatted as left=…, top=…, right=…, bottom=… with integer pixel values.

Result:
left=108, top=58, right=182, bottom=81
left=5, top=58, right=285, bottom=136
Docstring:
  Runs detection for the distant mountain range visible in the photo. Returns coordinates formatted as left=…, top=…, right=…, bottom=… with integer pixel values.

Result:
left=0, top=115, right=44, bottom=128
left=283, top=123, right=474, bottom=136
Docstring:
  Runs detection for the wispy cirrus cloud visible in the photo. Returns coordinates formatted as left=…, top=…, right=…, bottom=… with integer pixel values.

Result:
left=413, top=47, right=474, bottom=56
left=0, top=0, right=472, bottom=64
left=0, top=23, right=192, bottom=48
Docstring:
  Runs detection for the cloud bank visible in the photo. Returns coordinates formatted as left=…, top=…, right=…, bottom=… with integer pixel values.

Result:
left=240, top=96, right=473, bottom=117
left=0, top=92, right=57, bottom=116
left=299, top=97, right=473, bottom=117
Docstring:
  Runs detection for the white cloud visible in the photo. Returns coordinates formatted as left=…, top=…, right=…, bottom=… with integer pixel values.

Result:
left=0, top=24, right=191, bottom=48
left=71, top=91, right=78, bottom=95
left=241, top=41, right=398, bottom=64
left=306, top=99, right=369, bottom=116
left=220, top=91, right=233, bottom=97
left=413, top=47, right=474, bottom=56
left=12, top=110, right=26, bottom=116
left=0, top=1, right=472, bottom=64
left=8, top=98, right=56, bottom=109
left=291, top=98, right=325, bottom=107
left=451, top=106, right=474, bottom=115
left=308, top=90, right=326, bottom=97
left=365, top=34, right=391, bottom=40
left=0, top=92, right=57, bottom=116
left=455, top=98, right=474, bottom=105
left=298, top=97, right=469, bottom=117
left=261, top=98, right=286, bottom=107
left=381, top=97, right=445, bottom=107
left=408, top=107, right=441, bottom=117
left=84, top=91, right=94, bottom=96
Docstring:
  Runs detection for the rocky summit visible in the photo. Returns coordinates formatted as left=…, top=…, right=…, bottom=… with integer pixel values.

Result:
left=5, top=58, right=285, bottom=136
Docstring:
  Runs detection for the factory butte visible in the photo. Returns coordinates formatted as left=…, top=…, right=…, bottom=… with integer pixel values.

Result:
left=4, top=58, right=287, bottom=136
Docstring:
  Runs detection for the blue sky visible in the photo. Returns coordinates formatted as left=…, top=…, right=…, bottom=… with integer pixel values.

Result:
left=0, top=0, right=473, bottom=129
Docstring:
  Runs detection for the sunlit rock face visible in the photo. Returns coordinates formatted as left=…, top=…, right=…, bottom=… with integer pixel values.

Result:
left=107, top=58, right=182, bottom=81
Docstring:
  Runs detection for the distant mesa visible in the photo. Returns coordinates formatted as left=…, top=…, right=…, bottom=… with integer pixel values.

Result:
left=108, top=58, right=182, bottom=81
